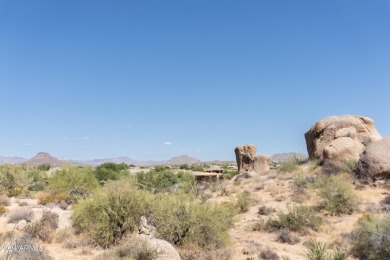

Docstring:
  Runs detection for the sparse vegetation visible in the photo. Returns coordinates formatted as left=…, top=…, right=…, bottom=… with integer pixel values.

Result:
left=0, top=195, right=10, bottom=206
left=351, top=214, right=390, bottom=259
left=259, top=248, right=280, bottom=260
left=236, top=191, right=251, bottom=213
left=37, top=164, right=51, bottom=171
left=306, top=240, right=349, bottom=260
left=98, top=240, right=159, bottom=260
left=73, top=180, right=237, bottom=249
left=278, top=160, right=299, bottom=173
left=25, top=210, right=59, bottom=242
left=0, top=165, right=32, bottom=196
left=95, top=162, right=129, bottom=182
left=266, top=205, right=322, bottom=232
left=258, top=206, right=275, bottom=216
left=316, top=175, right=358, bottom=215
left=0, top=205, right=7, bottom=215
left=277, top=228, right=300, bottom=245
left=7, top=208, right=34, bottom=223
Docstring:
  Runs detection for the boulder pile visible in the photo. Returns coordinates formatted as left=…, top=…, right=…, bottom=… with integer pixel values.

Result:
left=305, top=115, right=381, bottom=163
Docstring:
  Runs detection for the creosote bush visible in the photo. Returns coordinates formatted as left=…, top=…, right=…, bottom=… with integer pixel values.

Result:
left=352, top=214, right=390, bottom=259
left=236, top=191, right=251, bottom=213
left=0, top=205, right=7, bottom=216
left=258, top=206, right=275, bottom=216
left=0, top=165, right=32, bottom=196
left=72, top=180, right=237, bottom=249
left=39, top=165, right=99, bottom=204
left=25, top=210, right=59, bottom=242
left=266, top=205, right=322, bottom=232
left=278, top=160, right=299, bottom=173
left=7, top=208, right=34, bottom=223
left=95, top=162, right=129, bottom=182
left=315, top=175, right=357, bottom=215
left=48, top=166, right=99, bottom=193
left=0, top=195, right=10, bottom=206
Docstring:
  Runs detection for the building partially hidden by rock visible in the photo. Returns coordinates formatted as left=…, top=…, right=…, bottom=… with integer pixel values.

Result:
left=235, top=144, right=270, bottom=174
left=205, top=166, right=224, bottom=173
left=193, top=171, right=222, bottom=182
left=305, top=115, right=382, bottom=163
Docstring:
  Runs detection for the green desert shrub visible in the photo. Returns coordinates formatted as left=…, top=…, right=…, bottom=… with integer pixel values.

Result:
left=0, top=164, right=32, bottom=196
left=73, top=181, right=237, bottom=249
left=278, top=160, right=299, bottom=173
left=137, top=170, right=195, bottom=193
left=95, top=162, right=129, bottom=182
left=151, top=193, right=237, bottom=249
left=37, top=164, right=51, bottom=171
left=351, top=214, right=390, bottom=259
left=316, top=175, right=357, bottom=215
left=190, top=164, right=204, bottom=172
left=266, top=205, right=322, bottom=232
left=0, top=205, right=7, bottom=216
left=48, top=166, right=99, bottom=193
left=73, top=181, right=150, bottom=248
left=236, top=191, right=251, bottom=213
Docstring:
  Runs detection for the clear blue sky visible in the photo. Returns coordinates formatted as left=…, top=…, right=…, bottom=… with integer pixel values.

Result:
left=1, top=0, right=389, bottom=161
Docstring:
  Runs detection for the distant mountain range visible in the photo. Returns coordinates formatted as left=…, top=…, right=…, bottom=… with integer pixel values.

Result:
left=0, top=155, right=26, bottom=165
left=270, top=153, right=307, bottom=162
left=0, top=153, right=202, bottom=166
left=0, top=152, right=306, bottom=166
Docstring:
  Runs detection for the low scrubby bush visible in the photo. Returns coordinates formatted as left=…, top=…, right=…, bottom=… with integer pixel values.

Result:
left=73, top=181, right=237, bottom=249
left=73, top=182, right=150, bottom=248
left=49, top=166, right=99, bottom=192
left=266, top=205, right=322, bottom=232
left=0, top=165, right=32, bottom=196
left=36, top=189, right=68, bottom=205
left=8, top=208, right=34, bottom=223
left=352, top=214, right=390, bottom=259
left=316, top=175, right=357, bottom=215
left=259, top=248, right=279, bottom=260
left=98, top=240, right=159, bottom=260
left=137, top=170, right=195, bottom=194
left=277, top=228, right=300, bottom=245
left=37, top=164, right=51, bottom=171
left=25, top=210, right=59, bottom=242
left=151, top=193, right=237, bottom=249
left=40, top=166, right=98, bottom=204
left=95, top=162, right=129, bottom=182
left=0, top=205, right=7, bottom=215
left=0, top=195, right=10, bottom=206
left=278, top=160, right=299, bottom=173
left=236, top=192, right=251, bottom=213
left=258, top=206, right=275, bottom=216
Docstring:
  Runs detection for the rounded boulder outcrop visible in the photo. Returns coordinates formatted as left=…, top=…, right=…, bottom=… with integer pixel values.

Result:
left=356, top=137, right=390, bottom=180
left=305, top=115, right=381, bottom=162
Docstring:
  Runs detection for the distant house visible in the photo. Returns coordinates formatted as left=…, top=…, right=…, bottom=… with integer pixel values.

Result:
left=205, top=166, right=224, bottom=173
left=192, top=171, right=222, bottom=182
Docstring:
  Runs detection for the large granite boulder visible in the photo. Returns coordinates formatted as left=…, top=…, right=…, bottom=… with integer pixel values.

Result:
left=235, top=144, right=269, bottom=174
left=254, top=155, right=270, bottom=173
left=356, top=137, right=390, bottom=180
left=138, top=216, right=181, bottom=260
left=305, top=115, right=381, bottom=162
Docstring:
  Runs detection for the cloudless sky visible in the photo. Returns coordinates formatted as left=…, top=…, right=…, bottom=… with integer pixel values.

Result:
left=0, top=0, right=389, bottom=161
